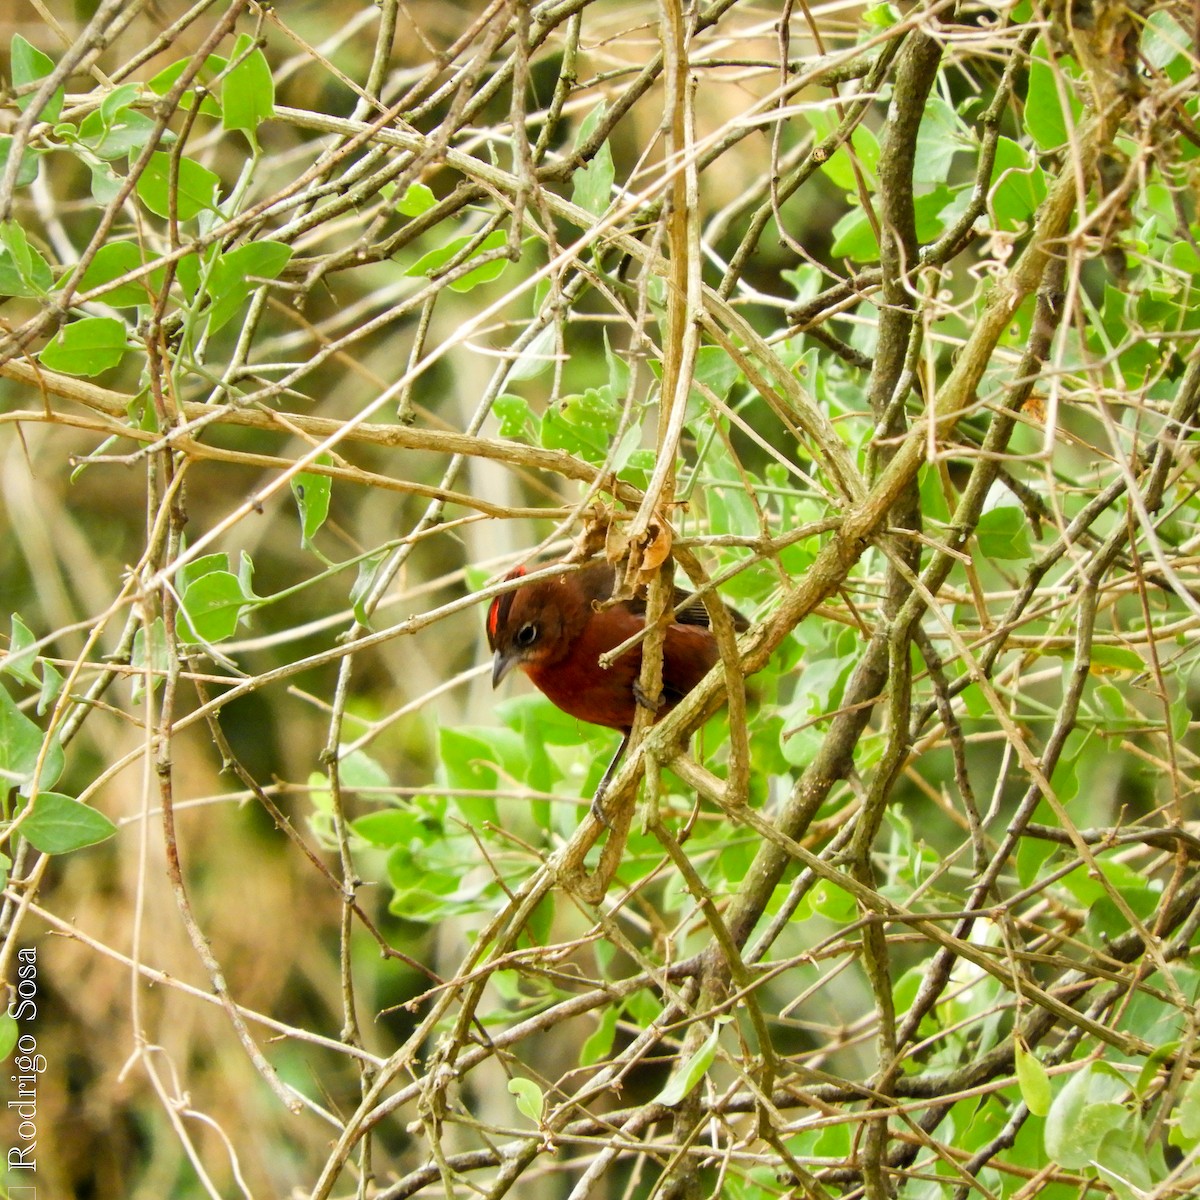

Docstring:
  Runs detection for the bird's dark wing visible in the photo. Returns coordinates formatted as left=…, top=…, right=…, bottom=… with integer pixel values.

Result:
left=612, top=574, right=748, bottom=632
left=573, top=557, right=748, bottom=632
left=670, top=586, right=749, bottom=632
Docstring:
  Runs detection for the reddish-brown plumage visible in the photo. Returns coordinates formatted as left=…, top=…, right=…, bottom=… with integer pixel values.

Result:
left=486, top=559, right=747, bottom=733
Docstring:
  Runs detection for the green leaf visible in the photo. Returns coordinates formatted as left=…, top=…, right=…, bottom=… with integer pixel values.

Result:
left=0, top=618, right=57, bottom=717
left=0, top=220, right=52, bottom=298
left=3, top=616, right=39, bottom=687
left=88, top=161, right=122, bottom=205
left=174, top=248, right=201, bottom=301
left=386, top=867, right=474, bottom=922
left=1045, top=1062, right=1128, bottom=1169
left=691, top=346, right=737, bottom=403
left=579, top=1005, right=618, bottom=1067
left=505, top=325, right=556, bottom=384
left=1016, top=833, right=1055, bottom=891
left=309, top=750, right=390, bottom=813
left=336, top=747, right=390, bottom=797
left=135, top=151, right=220, bottom=221
left=350, top=552, right=386, bottom=627
left=39, top=317, right=127, bottom=377
left=914, top=185, right=957, bottom=242
left=1014, top=1038, right=1052, bottom=1117
left=100, top=83, right=141, bottom=124
left=864, top=2, right=900, bottom=28
left=77, top=242, right=165, bottom=307
left=891, top=967, right=925, bottom=1018
left=204, top=241, right=293, bottom=334
left=450, top=233, right=512, bottom=292
left=178, top=552, right=230, bottom=594
left=1093, top=1121, right=1154, bottom=1200
left=1136, top=1040, right=1179, bottom=1097
left=609, top=422, right=643, bottom=474
left=508, top=1077, right=544, bottom=1124
left=1174, top=1073, right=1200, bottom=1147
left=655, top=1021, right=724, bottom=1106
left=571, top=102, right=615, bottom=217
left=975, top=505, right=1031, bottom=561
left=291, top=455, right=333, bottom=547
left=809, top=877, right=857, bottom=922
left=494, top=393, right=539, bottom=441
left=439, top=726, right=525, bottom=825
left=810, top=113, right=878, bottom=192
left=1087, top=645, right=1145, bottom=675
left=238, top=551, right=258, bottom=603
left=1142, top=11, right=1189, bottom=75
left=1024, top=45, right=1082, bottom=151
left=440, top=729, right=502, bottom=815
left=19, top=791, right=117, bottom=854
left=1171, top=693, right=1191, bottom=743
left=989, top=137, right=1046, bottom=231
left=147, top=54, right=226, bottom=116
left=222, top=34, right=275, bottom=147
left=0, top=1014, right=18, bottom=1060
left=36, top=663, right=62, bottom=716
left=78, top=106, right=163, bottom=160
left=539, top=388, right=620, bottom=463
left=705, top=454, right=758, bottom=537
left=178, top=570, right=256, bottom=644
left=495, top=693, right=602, bottom=748
left=11, top=35, right=63, bottom=124
left=0, top=137, right=41, bottom=190
left=617, top=447, right=657, bottom=488
left=406, top=233, right=478, bottom=277
left=396, top=182, right=436, bottom=216
left=406, top=229, right=509, bottom=292
left=352, top=808, right=425, bottom=847
left=830, top=206, right=877, bottom=262
left=913, top=94, right=968, bottom=187
left=130, top=617, right=169, bottom=704
left=1, top=221, right=38, bottom=278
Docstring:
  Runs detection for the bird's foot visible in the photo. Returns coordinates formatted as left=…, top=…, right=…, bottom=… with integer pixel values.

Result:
left=589, top=789, right=612, bottom=829
left=589, top=731, right=630, bottom=830
left=632, top=681, right=663, bottom=714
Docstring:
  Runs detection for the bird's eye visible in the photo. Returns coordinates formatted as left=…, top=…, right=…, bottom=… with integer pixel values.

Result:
left=516, top=622, right=539, bottom=647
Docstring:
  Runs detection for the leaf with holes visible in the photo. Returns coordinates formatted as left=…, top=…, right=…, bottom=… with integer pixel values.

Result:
left=291, top=455, right=333, bottom=548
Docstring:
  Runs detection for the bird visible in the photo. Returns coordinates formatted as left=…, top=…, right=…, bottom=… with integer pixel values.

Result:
left=486, top=558, right=748, bottom=815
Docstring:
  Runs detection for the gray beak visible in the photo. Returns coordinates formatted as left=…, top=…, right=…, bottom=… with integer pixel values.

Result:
left=492, top=649, right=517, bottom=688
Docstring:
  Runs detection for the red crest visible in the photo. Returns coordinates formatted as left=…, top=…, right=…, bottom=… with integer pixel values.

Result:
left=485, top=565, right=528, bottom=645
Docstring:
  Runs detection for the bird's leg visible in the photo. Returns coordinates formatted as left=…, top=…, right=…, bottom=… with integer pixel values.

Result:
left=591, top=683, right=665, bottom=825
left=590, top=731, right=630, bottom=827
left=592, top=688, right=658, bottom=826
